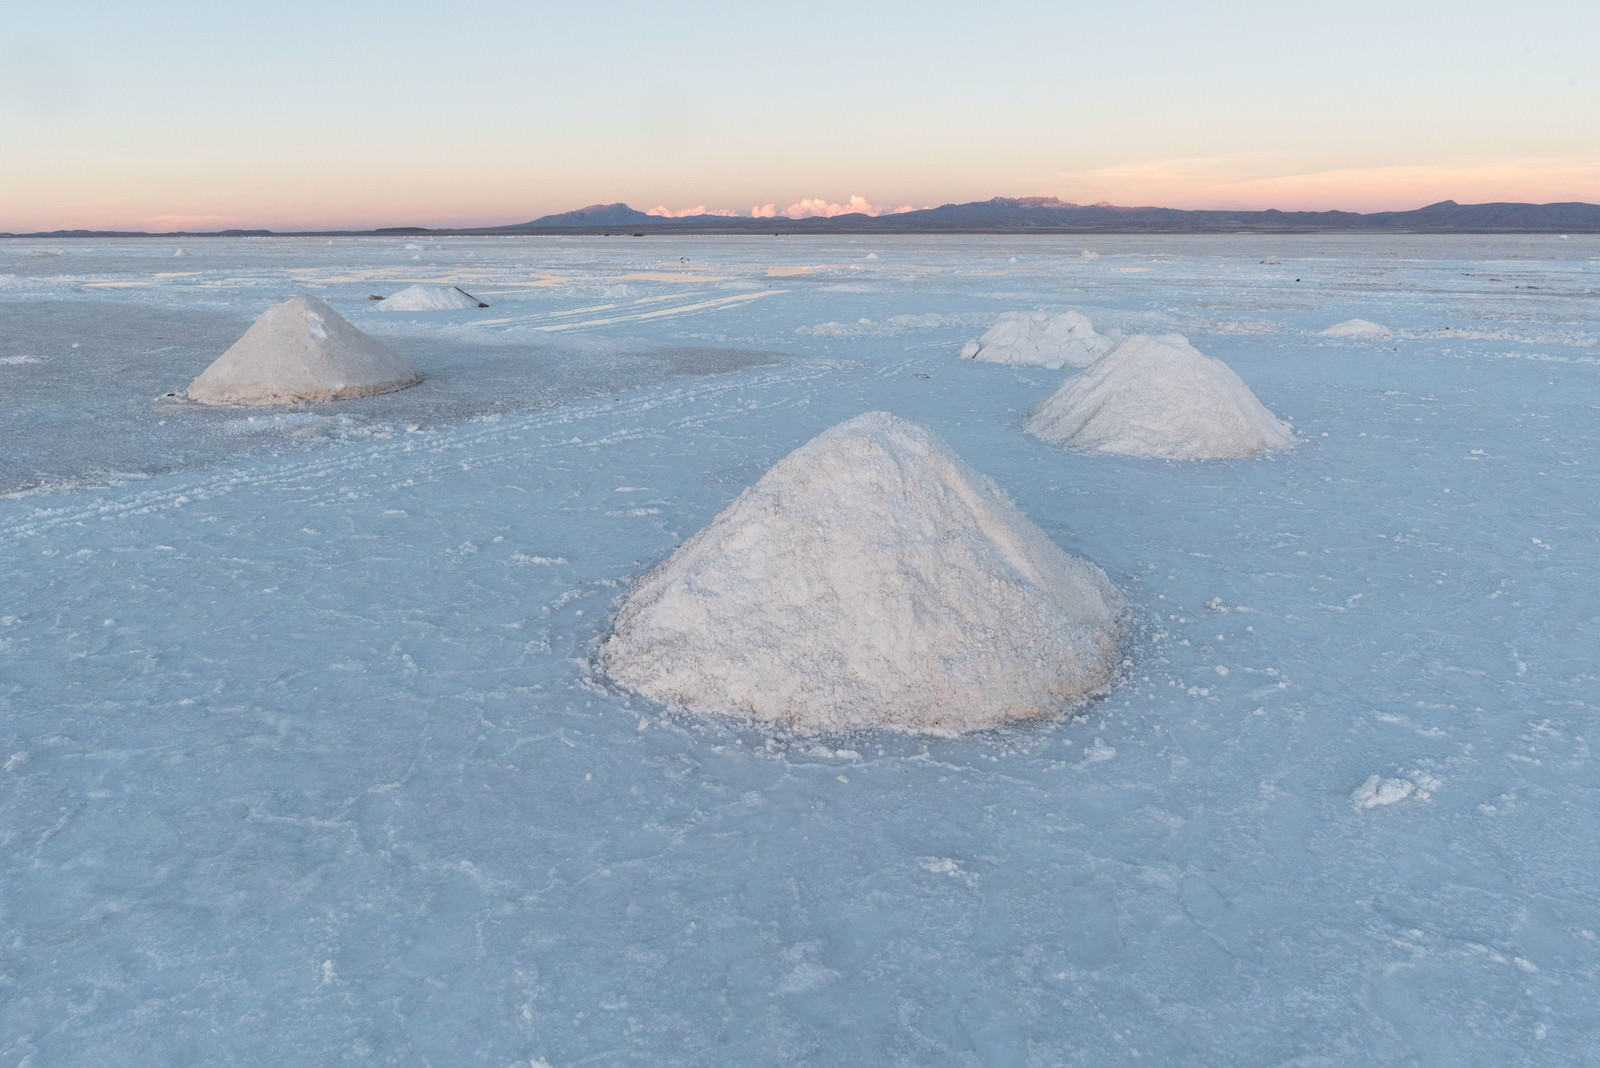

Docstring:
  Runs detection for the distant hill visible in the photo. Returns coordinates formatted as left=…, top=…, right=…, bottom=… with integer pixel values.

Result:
left=508, top=197, right=1600, bottom=234
left=8, top=198, right=1600, bottom=239
left=516, top=203, right=663, bottom=228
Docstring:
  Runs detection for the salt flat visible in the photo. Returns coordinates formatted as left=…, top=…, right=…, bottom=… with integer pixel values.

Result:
left=2, top=233, right=1597, bottom=1065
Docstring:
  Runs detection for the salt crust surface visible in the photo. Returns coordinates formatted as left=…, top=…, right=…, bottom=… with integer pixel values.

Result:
left=959, top=310, right=1113, bottom=369
left=1351, top=772, right=1441, bottom=809
left=4, top=235, right=1598, bottom=1064
left=1025, top=333, right=1296, bottom=459
left=1321, top=318, right=1395, bottom=339
left=379, top=284, right=487, bottom=311
left=186, top=296, right=422, bottom=405
left=602, top=411, right=1124, bottom=734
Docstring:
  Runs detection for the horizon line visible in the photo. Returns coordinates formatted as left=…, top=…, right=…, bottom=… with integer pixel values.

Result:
left=7, top=195, right=1600, bottom=238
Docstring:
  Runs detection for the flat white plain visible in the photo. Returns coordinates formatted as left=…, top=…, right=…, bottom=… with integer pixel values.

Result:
left=2, top=233, right=1596, bottom=1066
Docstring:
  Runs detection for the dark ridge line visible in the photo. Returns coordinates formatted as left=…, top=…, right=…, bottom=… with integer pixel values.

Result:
left=7, top=197, right=1600, bottom=238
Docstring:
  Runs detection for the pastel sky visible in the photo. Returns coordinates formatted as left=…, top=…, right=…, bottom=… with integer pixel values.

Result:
left=4, top=0, right=1597, bottom=231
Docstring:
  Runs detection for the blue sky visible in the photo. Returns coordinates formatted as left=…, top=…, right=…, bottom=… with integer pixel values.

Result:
left=4, top=0, right=1597, bottom=230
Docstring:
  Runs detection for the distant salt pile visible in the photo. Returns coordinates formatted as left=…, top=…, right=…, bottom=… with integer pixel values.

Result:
left=959, top=310, right=1114, bottom=369
left=1320, top=318, right=1393, bottom=339
left=379, top=284, right=489, bottom=310
left=601, top=412, right=1123, bottom=735
left=185, top=296, right=421, bottom=405
left=1025, top=333, right=1295, bottom=459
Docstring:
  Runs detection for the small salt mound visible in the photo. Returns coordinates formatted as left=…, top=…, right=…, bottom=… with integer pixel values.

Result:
left=379, top=284, right=489, bottom=311
left=1025, top=333, right=1295, bottom=460
left=185, top=296, right=421, bottom=405
left=601, top=412, right=1123, bottom=735
left=959, top=310, right=1113, bottom=369
left=1320, top=318, right=1393, bottom=339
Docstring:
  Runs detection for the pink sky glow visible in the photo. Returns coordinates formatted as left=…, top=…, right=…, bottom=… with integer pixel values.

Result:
left=1054, top=157, right=1600, bottom=215
left=6, top=164, right=1596, bottom=233
left=6, top=0, right=1595, bottom=235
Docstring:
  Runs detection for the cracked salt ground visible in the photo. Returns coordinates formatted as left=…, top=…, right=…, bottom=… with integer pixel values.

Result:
left=2, top=233, right=1597, bottom=1065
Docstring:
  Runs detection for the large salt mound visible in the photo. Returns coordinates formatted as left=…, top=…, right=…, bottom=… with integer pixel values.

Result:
left=379, top=284, right=488, bottom=311
left=601, top=412, right=1124, bottom=735
left=959, top=310, right=1113, bottom=369
left=186, top=296, right=421, bottom=405
left=1025, top=333, right=1296, bottom=459
left=1320, top=318, right=1393, bottom=339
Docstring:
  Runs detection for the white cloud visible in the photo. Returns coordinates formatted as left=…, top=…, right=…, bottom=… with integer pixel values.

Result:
left=646, top=205, right=738, bottom=218
left=747, top=196, right=920, bottom=219
left=653, top=197, right=923, bottom=220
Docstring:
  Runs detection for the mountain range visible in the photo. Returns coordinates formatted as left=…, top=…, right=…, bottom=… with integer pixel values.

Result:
left=8, top=197, right=1600, bottom=238
left=508, top=197, right=1600, bottom=234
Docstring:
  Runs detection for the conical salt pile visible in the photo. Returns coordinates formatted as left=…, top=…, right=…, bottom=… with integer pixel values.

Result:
left=959, top=310, right=1113, bottom=369
left=601, top=412, right=1123, bottom=734
left=1319, top=318, right=1393, bottom=339
left=1025, top=333, right=1295, bottom=459
left=185, top=296, right=421, bottom=405
left=379, top=284, right=489, bottom=310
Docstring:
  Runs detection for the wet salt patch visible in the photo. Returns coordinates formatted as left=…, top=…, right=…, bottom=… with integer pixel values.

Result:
left=1211, top=318, right=1283, bottom=335
left=1, top=355, right=44, bottom=364
left=1413, top=326, right=1598, bottom=347
left=221, top=412, right=329, bottom=434
left=797, top=312, right=966, bottom=337
left=1476, top=350, right=1600, bottom=366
